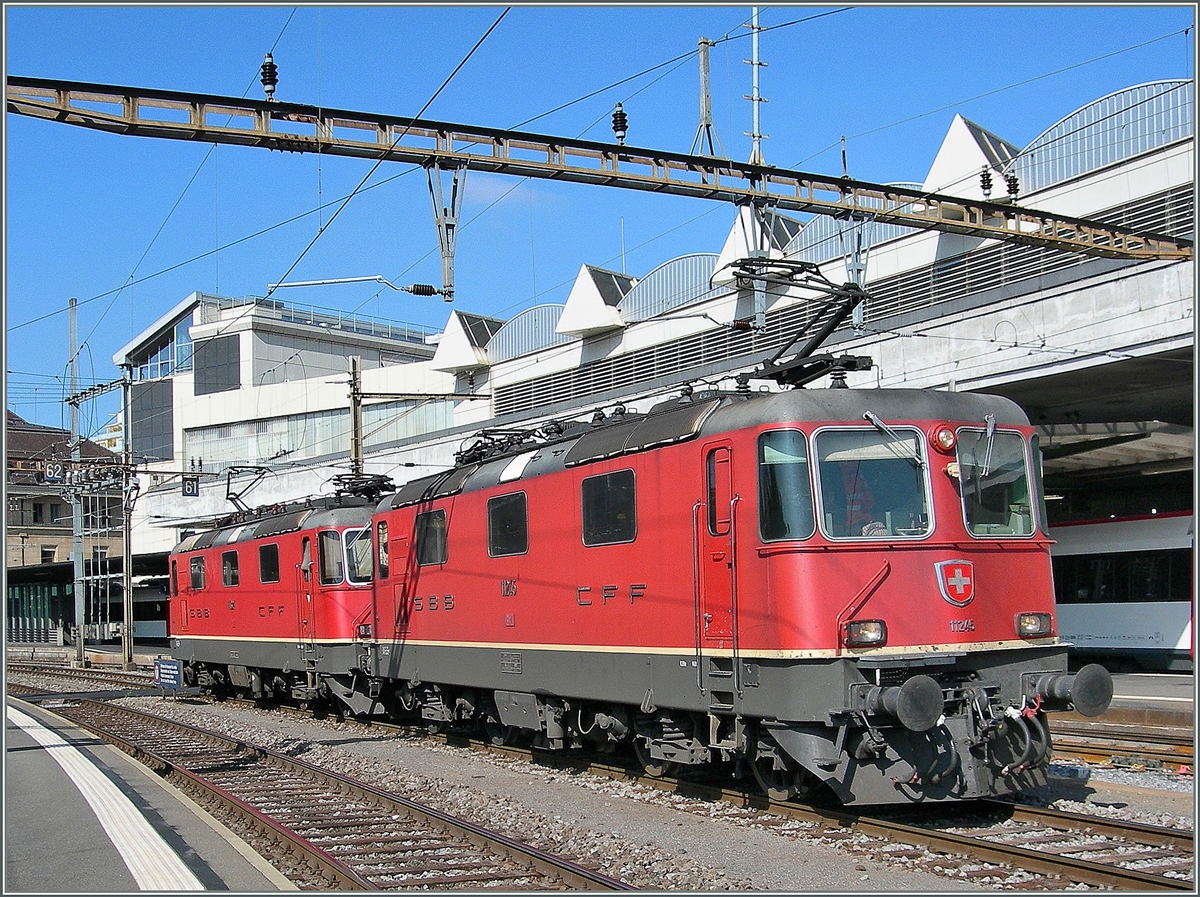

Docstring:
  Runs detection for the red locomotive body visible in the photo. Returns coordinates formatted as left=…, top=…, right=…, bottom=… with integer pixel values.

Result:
left=170, top=387, right=1111, bottom=805
left=170, top=499, right=375, bottom=700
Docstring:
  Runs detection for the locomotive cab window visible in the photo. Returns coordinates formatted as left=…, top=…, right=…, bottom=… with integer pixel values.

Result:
left=259, top=543, right=280, bottom=583
left=318, top=531, right=344, bottom=585
left=345, top=528, right=374, bottom=584
left=955, top=428, right=1034, bottom=537
left=221, top=550, right=239, bottom=587
left=170, top=560, right=178, bottom=596
left=189, top=556, right=205, bottom=590
left=758, top=430, right=815, bottom=541
left=582, top=469, right=636, bottom=546
left=488, top=492, right=528, bottom=556
left=815, top=428, right=930, bottom=539
left=377, top=521, right=389, bottom=578
left=415, top=509, right=448, bottom=566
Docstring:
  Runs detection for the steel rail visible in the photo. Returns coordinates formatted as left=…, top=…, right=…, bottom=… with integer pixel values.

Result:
left=7, top=75, right=1192, bottom=262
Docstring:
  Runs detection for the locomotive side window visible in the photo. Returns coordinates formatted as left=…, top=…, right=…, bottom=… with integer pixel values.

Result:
left=189, top=556, right=206, bottom=590
left=582, top=469, right=636, bottom=546
left=301, top=537, right=312, bottom=582
left=318, top=531, right=344, bottom=585
left=956, top=429, right=1034, bottom=537
left=488, top=492, right=528, bottom=557
left=259, top=543, right=280, bottom=583
left=815, top=429, right=930, bottom=539
left=758, top=430, right=815, bottom=541
left=221, top=550, right=240, bottom=587
left=170, top=560, right=178, bottom=596
left=345, top=528, right=374, bottom=584
left=377, top=521, right=389, bottom=578
left=415, top=509, right=448, bottom=566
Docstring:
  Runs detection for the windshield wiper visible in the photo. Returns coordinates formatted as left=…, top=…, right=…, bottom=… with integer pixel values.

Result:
left=863, top=411, right=925, bottom=468
left=981, top=413, right=996, bottom=477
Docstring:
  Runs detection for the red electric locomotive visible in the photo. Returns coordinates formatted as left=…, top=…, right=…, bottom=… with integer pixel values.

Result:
left=169, top=384, right=1112, bottom=807
left=169, top=495, right=376, bottom=704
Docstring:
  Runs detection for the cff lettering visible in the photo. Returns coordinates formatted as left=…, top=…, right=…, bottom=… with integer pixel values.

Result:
left=258, top=605, right=285, bottom=617
left=577, top=583, right=647, bottom=606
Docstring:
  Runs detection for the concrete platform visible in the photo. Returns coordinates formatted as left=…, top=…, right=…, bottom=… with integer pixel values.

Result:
left=5, top=696, right=292, bottom=892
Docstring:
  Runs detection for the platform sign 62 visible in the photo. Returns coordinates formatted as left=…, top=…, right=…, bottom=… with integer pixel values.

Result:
left=42, top=461, right=65, bottom=483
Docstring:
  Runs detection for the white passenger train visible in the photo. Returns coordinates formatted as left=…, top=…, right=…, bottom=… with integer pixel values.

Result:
left=1050, top=512, right=1194, bottom=671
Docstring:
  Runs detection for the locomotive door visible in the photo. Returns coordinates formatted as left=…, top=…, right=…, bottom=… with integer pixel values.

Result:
left=699, top=444, right=736, bottom=642
left=385, top=531, right=414, bottom=640
left=296, top=536, right=316, bottom=651
left=697, top=443, right=743, bottom=713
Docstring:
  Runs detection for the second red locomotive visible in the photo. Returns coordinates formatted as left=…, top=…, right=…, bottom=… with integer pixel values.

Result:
left=169, top=385, right=1112, bottom=806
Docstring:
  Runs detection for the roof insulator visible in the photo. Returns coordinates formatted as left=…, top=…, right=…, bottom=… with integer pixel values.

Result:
left=260, top=52, right=278, bottom=102
left=611, top=103, right=628, bottom=145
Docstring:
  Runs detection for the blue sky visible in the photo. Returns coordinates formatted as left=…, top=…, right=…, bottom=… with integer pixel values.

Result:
left=5, top=4, right=1194, bottom=435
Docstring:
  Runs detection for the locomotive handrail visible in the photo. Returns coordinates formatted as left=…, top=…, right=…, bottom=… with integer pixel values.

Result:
left=691, top=500, right=705, bottom=694
left=834, top=560, right=891, bottom=656
left=730, top=494, right=742, bottom=696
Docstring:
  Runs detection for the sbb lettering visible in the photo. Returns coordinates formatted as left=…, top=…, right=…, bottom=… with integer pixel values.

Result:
left=411, top=595, right=454, bottom=612
left=189, top=607, right=210, bottom=619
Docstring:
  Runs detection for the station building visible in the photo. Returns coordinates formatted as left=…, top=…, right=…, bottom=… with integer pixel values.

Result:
left=107, top=80, right=1191, bottom=557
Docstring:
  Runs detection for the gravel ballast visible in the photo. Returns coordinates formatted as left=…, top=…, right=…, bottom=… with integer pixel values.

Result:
left=91, top=695, right=1190, bottom=891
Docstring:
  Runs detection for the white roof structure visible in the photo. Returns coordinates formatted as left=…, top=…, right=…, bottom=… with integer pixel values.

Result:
left=556, top=264, right=636, bottom=336
left=431, top=310, right=506, bottom=373
left=922, top=113, right=1020, bottom=200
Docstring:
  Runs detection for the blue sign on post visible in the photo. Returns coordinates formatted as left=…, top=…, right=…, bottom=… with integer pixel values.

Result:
left=154, top=658, right=182, bottom=690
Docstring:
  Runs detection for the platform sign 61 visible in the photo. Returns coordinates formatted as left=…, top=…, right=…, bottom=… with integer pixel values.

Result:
left=153, top=658, right=183, bottom=689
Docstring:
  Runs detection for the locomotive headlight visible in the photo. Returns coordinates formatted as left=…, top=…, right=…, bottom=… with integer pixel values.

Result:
left=1016, top=612, right=1053, bottom=637
left=930, top=424, right=957, bottom=454
left=844, top=619, right=887, bottom=647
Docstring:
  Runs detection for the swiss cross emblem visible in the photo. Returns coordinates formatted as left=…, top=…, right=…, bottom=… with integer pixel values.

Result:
left=936, top=560, right=975, bottom=607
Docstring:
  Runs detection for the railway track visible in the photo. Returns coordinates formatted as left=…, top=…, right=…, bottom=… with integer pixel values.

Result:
left=1048, top=719, right=1194, bottom=774
left=8, top=670, right=1194, bottom=889
left=6, top=691, right=629, bottom=891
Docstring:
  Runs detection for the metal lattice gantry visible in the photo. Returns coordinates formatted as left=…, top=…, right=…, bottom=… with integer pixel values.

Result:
left=6, top=76, right=1193, bottom=262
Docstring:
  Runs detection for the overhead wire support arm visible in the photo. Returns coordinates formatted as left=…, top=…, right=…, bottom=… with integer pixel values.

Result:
left=5, top=76, right=1192, bottom=262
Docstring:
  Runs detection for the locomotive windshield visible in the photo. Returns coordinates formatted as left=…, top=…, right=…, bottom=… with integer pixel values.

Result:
left=814, top=428, right=930, bottom=539
left=317, top=528, right=375, bottom=585
left=758, top=430, right=815, bottom=541
left=956, top=428, right=1035, bottom=537
left=345, top=528, right=374, bottom=584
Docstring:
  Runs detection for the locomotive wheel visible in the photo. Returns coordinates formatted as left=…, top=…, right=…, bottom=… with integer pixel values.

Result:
left=750, top=754, right=805, bottom=802
left=633, top=737, right=677, bottom=778
left=483, top=718, right=518, bottom=746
